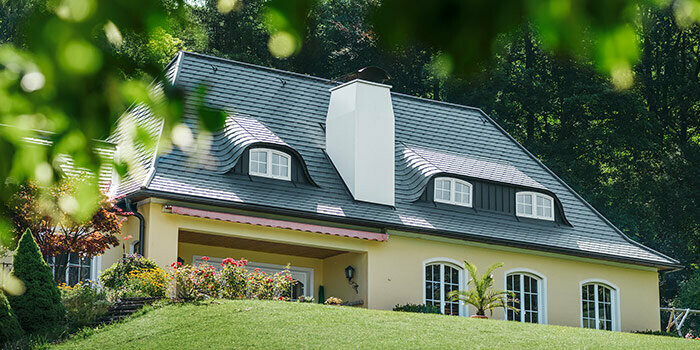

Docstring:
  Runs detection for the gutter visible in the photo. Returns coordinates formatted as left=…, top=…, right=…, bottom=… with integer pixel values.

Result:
left=126, top=189, right=683, bottom=271
left=118, top=198, right=145, bottom=256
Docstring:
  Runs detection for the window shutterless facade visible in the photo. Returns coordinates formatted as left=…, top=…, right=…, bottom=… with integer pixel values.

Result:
left=505, top=270, right=546, bottom=324
left=516, top=191, right=554, bottom=221
left=423, top=258, right=464, bottom=316
left=433, top=177, right=472, bottom=207
left=580, top=280, right=620, bottom=331
left=249, top=148, right=291, bottom=180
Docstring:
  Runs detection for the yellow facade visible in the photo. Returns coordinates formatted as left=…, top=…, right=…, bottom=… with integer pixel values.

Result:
left=101, top=200, right=662, bottom=332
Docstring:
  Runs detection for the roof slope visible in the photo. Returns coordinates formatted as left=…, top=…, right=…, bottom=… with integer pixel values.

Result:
left=117, top=51, right=678, bottom=268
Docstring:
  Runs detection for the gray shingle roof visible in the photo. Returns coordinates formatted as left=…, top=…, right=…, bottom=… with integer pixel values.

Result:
left=116, top=51, right=679, bottom=269
left=213, top=116, right=290, bottom=174
left=397, top=143, right=547, bottom=202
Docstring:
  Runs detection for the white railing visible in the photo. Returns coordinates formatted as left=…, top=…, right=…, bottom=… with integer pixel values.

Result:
left=661, top=307, right=700, bottom=336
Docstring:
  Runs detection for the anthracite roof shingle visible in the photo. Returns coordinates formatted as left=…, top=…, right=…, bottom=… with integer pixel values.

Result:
left=115, top=51, right=679, bottom=269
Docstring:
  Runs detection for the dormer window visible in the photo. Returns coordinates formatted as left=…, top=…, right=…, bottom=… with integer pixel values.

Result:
left=516, top=192, right=553, bottom=221
left=249, top=148, right=291, bottom=180
left=434, top=177, right=472, bottom=207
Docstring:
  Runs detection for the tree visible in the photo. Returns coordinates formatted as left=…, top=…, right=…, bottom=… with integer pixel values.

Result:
left=8, top=229, right=65, bottom=334
left=448, top=261, right=515, bottom=317
left=0, top=291, right=23, bottom=345
left=4, top=180, right=122, bottom=284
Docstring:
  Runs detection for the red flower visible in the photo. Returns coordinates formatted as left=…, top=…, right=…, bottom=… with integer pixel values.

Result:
left=201, top=256, right=210, bottom=261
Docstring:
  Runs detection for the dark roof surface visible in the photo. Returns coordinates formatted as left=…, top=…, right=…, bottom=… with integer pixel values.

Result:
left=114, top=51, right=678, bottom=268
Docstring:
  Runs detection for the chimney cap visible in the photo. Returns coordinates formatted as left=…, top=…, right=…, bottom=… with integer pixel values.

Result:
left=340, top=66, right=390, bottom=84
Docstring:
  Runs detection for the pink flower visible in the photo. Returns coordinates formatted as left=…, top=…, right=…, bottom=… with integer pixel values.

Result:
left=201, top=256, right=210, bottom=261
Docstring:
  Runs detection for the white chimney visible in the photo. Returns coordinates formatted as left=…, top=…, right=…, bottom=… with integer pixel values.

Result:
left=325, top=79, right=395, bottom=206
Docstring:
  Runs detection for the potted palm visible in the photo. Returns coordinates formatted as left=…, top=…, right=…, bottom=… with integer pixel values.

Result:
left=448, top=261, right=517, bottom=319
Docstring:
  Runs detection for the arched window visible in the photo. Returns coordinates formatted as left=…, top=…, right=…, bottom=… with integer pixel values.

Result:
left=516, top=191, right=554, bottom=221
left=249, top=148, right=291, bottom=180
left=423, top=258, right=464, bottom=316
left=434, top=177, right=472, bottom=207
left=505, top=269, right=546, bottom=324
left=580, top=280, right=620, bottom=331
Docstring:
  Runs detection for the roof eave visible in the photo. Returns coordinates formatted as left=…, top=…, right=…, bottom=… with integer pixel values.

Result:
left=127, top=188, right=681, bottom=271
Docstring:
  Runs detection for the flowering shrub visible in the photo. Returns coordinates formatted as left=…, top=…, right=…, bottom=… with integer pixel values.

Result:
left=324, top=297, right=343, bottom=305
left=125, top=267, right=168, bottom=298
left=247, top=265, right=294, bottom=300
left=297, top=296, right=315, bottom=303
left=219, top=258, right=248, bottom=299
left=59, top=281, right=110, bottom=330
left=170, top=257, right=220, bottom=301
left=100, top=254, right=159, bottom=290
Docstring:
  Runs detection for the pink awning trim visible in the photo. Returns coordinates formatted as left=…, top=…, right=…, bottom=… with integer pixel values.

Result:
left=167, top=206, right=388, bottom=242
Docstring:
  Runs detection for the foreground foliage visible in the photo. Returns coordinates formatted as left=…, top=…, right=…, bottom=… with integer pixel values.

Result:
left=8, top=229, right=64, bottom=334
left=0, top=291, right=23, bottom=345
left=52, top=299, right=699, bottom=349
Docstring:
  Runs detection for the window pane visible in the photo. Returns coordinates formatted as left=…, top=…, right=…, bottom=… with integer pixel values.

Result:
left=506, top=274, right=522, bottom=322
left=80, top=265, right=91, bottom=282
left=536, top=195, right=553, bottom=218
left=454, top=182, right=471, bottom=205
left=516, top=194, right=532, bottom=215
left=68, top=267, right=78, bottom=286
left=250, top=150, right=268, bottom=174
left=434, top=180, right=451, bottom=201
left=271, top=153, right=289, bottom=178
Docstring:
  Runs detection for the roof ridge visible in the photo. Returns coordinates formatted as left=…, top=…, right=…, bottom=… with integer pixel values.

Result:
left=179, top=51, right=487, bottom=115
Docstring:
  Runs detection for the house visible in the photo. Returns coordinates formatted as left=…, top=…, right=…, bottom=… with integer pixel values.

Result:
left=97, top=51, right=679, bottom=332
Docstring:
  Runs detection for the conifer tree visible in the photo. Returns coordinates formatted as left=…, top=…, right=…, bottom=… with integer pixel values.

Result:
left=0, top=291, right=23, bottom=344
left=8, top=229, right=64, bottom=334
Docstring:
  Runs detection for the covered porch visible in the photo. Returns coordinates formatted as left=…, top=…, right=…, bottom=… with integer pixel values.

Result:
left=138, top=202, right=384, bottom=306
left=178, top=230, right=367, bottom=304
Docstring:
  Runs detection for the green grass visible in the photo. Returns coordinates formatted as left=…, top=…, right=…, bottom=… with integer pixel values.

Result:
left=52, top=300, right=699, bottom=349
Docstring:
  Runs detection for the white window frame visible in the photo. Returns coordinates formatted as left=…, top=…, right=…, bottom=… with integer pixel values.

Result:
left=579, top=279, right=621, bottom=332
left=47, top=254, right=100, bottom=285
left=422, top=257, right=467, bottom=316
left=248, top=148, right=291, bottom=181
left=194, top=256, right=313, bottom=298
left=433, top=177, right=473, bottom=207
left=516, top=191, right=554, bottom=221
left=504, top=268, right=547, bottom=324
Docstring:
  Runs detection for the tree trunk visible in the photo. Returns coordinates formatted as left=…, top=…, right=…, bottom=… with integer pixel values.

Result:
left=53, top=252, right=70, bottom=284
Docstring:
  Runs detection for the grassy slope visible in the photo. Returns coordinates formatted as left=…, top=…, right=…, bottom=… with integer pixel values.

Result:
left=53, top=300, right=699, bottom=350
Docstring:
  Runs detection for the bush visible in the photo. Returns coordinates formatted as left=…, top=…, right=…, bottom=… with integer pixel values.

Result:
left=8, top=229, right=65, bottom=334
left=324, top=297, right=343, bottom=305
left=59, top=281, right=110, bottom=330
left=393, top=303, right=441, bottom=314
left=100, top=254, right=159, bottom=290
left=170, top=260, right=219, bottom=301
left=219, top=258, right=248, bottom=299
left=247, top=266, right=293, bottom=300
left=124, top=267, right=168, bottom=298
left=0, top=291, right=23, bottom=345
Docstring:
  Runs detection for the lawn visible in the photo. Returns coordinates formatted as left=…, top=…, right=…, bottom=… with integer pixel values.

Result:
left=53, top=300, right=698, bottom=349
